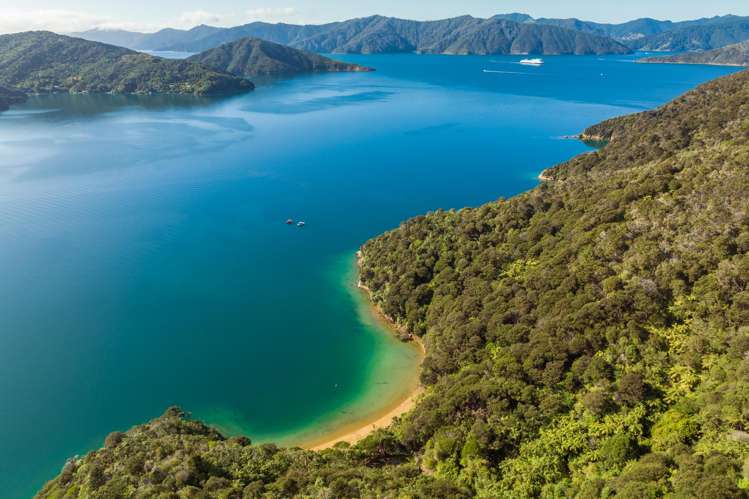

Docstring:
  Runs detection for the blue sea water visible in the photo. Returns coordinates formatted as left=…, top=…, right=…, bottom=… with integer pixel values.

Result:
left=0, top=53, right=740, bottom=497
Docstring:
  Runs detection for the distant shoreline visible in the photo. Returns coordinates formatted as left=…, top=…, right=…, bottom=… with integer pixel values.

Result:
left=638, top=59, right=748, bottom=68
left=301, top=253, right=425, bottom=450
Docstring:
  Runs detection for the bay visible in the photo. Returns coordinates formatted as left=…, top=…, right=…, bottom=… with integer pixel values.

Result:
left=0, top=53, right=739, bottom=498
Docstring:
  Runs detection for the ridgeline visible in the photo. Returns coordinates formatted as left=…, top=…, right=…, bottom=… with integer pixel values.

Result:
left=73, top=14, right=749, bottom=56
left=129, top=15, right=632, bottom=56
left=37, top=69, right=749, bottom=497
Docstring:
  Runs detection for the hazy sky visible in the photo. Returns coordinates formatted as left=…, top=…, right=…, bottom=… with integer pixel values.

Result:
left=1, top=0, right=747, bottom=34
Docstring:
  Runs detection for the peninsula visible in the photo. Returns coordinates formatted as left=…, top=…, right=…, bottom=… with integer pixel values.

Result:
left=641, top=40, right=749, bottom=66
left=187, top=37, right=373, bottom=77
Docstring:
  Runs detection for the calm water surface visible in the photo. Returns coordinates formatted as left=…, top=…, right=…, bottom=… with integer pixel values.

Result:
left=0, top=53, right=739, bottom=497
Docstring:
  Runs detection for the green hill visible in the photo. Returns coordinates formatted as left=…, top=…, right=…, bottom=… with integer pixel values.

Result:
left=0, top=85, right=26, bottom=111
left=641, top=40, right=749, bottom=67
left=0, top=31, right=253, bottom=96
left=155, top=15, right=631, bottom=55
left=629, top=20, right=749, bottom=51
left=72, top=14, right=749, bottom=54
left=36, top=69, right=749, bottom=497
left=187, top=37, right=373, bottom=78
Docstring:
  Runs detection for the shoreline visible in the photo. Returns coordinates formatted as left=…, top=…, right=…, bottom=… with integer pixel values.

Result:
left=638, top=60, right=749, bottom=68
left=301, top=252, right=425, bottom=451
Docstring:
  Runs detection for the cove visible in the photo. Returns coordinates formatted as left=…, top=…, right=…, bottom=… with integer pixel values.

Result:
left=0, top=53, right=740, bottom=498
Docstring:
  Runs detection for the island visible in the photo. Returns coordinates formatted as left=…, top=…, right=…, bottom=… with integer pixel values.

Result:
left=36, top=65, right=749, bottom=498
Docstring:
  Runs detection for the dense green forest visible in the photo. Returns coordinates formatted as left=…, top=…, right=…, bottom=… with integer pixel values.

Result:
left=73, top=14, right=749, bottom=54
left=0, top=32, right=253, bottom=96
left=112, top=15, right=632, bottom=56
left=187, top=37, right=372, bottom=78
left=37, top=69, right=749, bottom=498
left=627, top=20, right=749, bottom=51
left=642, top=41, right=749, bottom=67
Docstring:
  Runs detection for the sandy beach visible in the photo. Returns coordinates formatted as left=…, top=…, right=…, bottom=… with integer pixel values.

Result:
left=301, top=253, right=425, bottom=450
left=306, top=383, right=424, bottom=450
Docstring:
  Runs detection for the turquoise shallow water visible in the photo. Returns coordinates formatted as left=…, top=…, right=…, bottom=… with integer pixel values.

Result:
left=0, top=53, right=740, bottom=497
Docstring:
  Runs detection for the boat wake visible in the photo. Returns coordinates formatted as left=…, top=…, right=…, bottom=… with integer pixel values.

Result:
left=482, top=69, right=530, bottom=75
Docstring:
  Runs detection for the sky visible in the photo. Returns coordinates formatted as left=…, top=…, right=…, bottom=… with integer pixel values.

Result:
left=0, top=0, right=747, bottom=34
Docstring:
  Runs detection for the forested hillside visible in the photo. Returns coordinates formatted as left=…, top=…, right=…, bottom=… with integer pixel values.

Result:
left=0, top=32, right=253, bottom=96
left=187, top=37, right=372, bottom=77
left=37, top=69, right=749, bottom=498
left=641, top=41, right=749, bottom=67
left=628, top=20, right=749, bottom=51
left=155, top=15, right=631, bottom=55
left=72, top=14, right=749, bottom=54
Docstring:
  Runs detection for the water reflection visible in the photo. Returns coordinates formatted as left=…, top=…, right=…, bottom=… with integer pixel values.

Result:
left=9, top=93, right=227, bottom=122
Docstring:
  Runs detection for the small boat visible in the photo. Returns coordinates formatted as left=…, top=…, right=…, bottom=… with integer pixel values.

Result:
left=297, top=221, right=306, bottom=228
left=520, top=58, right=544, bottom=66
left=286, top=219, right=294, bottom=225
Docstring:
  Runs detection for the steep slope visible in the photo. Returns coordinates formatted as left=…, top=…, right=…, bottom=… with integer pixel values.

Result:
left=187, top=37, right=372, bottom=77
left=0, top=31, right=253, bottom=96
left=0, top=85, right=26, bottom=111
left=641, top=40, right=749, bottom=67
left=629, top=20, right=749, bottom=51
left=160, top=15, right=631, bottom=55
left=37, top=70, right=749, bottom=498
left=69, top=15, right=749, bottom=54
left=289, top=16, right=631, bottom=55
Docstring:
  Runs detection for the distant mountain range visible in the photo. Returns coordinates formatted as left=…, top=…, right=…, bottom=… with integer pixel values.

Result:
left=0, top=31, right=370, bottom=111
left=187, top=37, right=372, bottom=77
left=72, top=13, right=749, bottom=56
left=641, top=40, right=749, bottom=66
left=73, top=15, right=633, bottom=55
